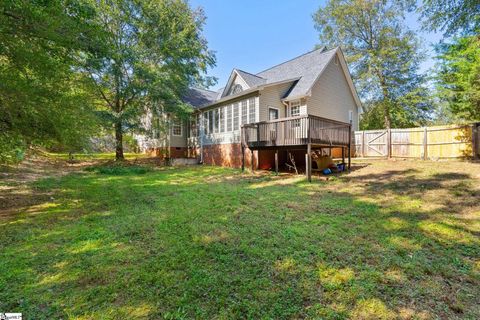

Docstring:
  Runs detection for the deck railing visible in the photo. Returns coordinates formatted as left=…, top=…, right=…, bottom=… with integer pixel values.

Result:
left=241, top=114, right=351, bottom=149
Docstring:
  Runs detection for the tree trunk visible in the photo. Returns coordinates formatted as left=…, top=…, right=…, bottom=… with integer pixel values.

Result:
left=383, top=101, right=392, bottom=129
left=376, top=70, right=392, bottom=129
left=115, top=118, right=124, bottom=161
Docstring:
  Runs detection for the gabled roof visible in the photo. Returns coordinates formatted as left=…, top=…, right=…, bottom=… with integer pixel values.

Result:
left=235, top=70, right=266, bottom=88
left=184, top=46, right=361, bottom=109
left=256, top=46, right=334, bottom=100
left=220, top=69, right=266, bottom=98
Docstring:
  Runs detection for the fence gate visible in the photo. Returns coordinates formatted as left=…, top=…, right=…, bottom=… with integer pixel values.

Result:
left=355, top=130, right=388, bottom=157
left=354, top=123, right=480, bottom=159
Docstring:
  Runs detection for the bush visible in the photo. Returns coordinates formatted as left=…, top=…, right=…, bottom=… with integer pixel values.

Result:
left=0, top=134, right=26, bottom=164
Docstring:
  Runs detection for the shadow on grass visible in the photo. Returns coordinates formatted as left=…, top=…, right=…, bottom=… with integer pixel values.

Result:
left=0, top=164, right=479, bottom=319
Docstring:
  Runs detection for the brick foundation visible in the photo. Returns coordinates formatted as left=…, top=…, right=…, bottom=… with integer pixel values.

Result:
left=146, top=144, right=351, bottom=170
left=202, top=143, right=258, bottom=168
left=146, top=147, right=190, bottom=158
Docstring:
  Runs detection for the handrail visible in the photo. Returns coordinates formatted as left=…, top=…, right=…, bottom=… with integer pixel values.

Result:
left=242, top=114, right=351, bottom=148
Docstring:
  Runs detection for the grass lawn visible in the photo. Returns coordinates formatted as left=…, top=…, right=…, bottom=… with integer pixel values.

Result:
left=1, top=159, right=479, bottom=319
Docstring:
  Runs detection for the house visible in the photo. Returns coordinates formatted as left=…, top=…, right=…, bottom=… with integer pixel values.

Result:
left=138, top=46, right=361, bottom=174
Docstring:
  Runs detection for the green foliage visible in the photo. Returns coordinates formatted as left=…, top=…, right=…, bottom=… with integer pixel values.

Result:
left=84, top=0, right=215, bottom=160
left=0, top=0, right=104, bottom=162
left=435, top=35, right=480, bottom=122
left=0, top=133, right=25, bottom=164
left=419, top=0, right=480, bottom=36
left=314, top=0, right=432, bottom=129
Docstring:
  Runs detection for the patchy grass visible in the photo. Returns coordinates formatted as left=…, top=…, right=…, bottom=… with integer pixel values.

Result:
left=47, top=152, right=147, bottom=161
left=84, top=164, right=152, bottom=175
left=0, top=160, right=479, bottom=319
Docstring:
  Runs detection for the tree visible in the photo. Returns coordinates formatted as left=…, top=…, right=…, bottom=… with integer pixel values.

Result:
left=85, top=0, right=215, bottom=161
left=419, top=0, right=480, bottom=36
left=435, top=36, right=480, bottom=121
left=313, top=0, right=432, bottom=129
left=0, top=0, right=103, bottom=162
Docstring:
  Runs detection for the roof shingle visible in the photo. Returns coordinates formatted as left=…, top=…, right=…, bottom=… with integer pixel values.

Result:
left=184, top=46, right=341, bottom=108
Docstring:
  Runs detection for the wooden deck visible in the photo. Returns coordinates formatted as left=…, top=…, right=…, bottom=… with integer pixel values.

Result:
left=242, top=115, right=351, bottom=149
left=241, top=114, right=352, bottom=181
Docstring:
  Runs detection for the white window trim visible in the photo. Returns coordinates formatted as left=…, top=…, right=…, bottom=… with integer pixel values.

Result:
left=289, top=100, right=301, bottom=117
left=247, top=98, right=256, bottom=123
left=227, top=104, right=233, bottom=132
left=219, top=106, right=225, bottom=133
left=214, top=108, right=219, bottom=133
left=268, top=106, right=279, bottom=120
left=233, top=103, right=240, bottom=131
left=241, top=100, right=248, bottom=125
left=172, top=120, right=183, bottom=137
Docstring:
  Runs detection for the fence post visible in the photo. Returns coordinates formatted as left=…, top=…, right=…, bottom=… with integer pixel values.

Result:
left=473, top=123, right=480, bottom=159
left=362, top=130, right=365, bottom=157
left=423, top=127, right=428, bottom=160
left=387, top=128, right=392, bottom=158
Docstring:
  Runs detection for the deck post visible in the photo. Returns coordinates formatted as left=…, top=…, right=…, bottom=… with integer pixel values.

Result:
left=251, top=150, right=254, bottom=173
left=348, top=125, right=352, bottom=170
left=306, top=144, right=312, bottom=182
left=342, top=146, right=345, bottom=166
left=241, top=145, right=245, bottom=172
left=275, top=149, right=279, bottom=175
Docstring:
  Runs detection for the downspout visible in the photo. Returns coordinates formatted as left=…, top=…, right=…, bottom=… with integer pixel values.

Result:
left=199, top=112, right=204, bottom=164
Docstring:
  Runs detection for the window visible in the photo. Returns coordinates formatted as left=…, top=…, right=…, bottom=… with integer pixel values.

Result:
left=202, top=112, right=208, bottom=135
left=219, top=107, right=225, bottom=132
left=172, top=119, right=182, bottom=136
left=233, top=103, right=239, bottom=130
left=208, top=110, right=213, bottom=134
left=248, top=98, right=256, bottom=123
left=241, top=100, right=248, bottom=125
left=290, top=100, right=300, bottom=117
left=230, top=84, right=243, bottom=95
left=268, top=108, right=279, bottom=120
left=189, top=117, right=197, bottom=137
left=214, top=108, right=219, bottom=133
left=349, top=110, right=353, bottom=124
left=227, top=104, right=233, bottom=132
left=334, top=55, right=339, bottom=65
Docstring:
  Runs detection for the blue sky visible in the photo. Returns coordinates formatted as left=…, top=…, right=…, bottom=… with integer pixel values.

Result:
left=189, top=0, right=443, bottom=91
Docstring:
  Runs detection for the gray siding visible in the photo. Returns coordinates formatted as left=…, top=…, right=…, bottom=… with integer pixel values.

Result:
left=258, top=82, right=293, bottom=121
left=307, top=57, right=359, bottom=130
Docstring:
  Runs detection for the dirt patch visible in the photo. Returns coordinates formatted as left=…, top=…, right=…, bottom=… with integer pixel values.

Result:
left=0, top=154, right=155, bottom=217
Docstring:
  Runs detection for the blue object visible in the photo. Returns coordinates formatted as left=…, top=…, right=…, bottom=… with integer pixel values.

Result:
left=322, top=168, right=332, bottom=175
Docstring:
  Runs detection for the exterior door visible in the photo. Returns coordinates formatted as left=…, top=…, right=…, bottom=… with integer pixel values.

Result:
left=269, top=108, right=279, bottom=120
left=268, top=108, right=279, bottom=142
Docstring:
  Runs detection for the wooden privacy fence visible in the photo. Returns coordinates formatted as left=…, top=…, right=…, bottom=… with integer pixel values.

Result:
left=354, top=123, right=480, bottom=159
